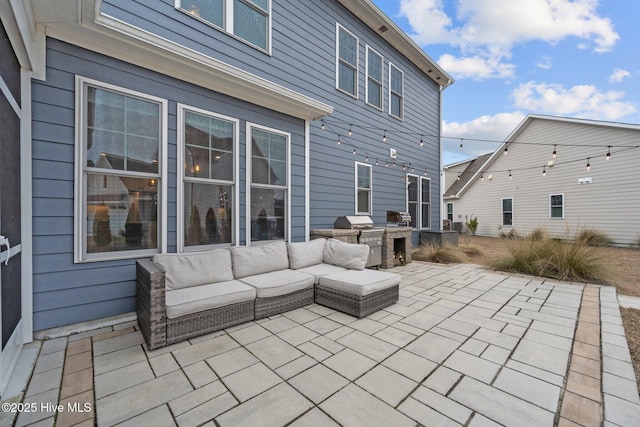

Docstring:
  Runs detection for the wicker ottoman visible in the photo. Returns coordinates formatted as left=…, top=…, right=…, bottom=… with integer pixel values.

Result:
left=315, top=269, right=400, bottom=318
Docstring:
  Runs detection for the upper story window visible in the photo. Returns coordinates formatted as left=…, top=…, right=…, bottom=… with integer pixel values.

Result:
left=178, top=105, right=238, bottom=251
left=336, top=24, right=359, bottom=98
left=75, top=77, right=166, bottom=262
left=550, top=194, right=564, bottom=218
left=366, top=46, right=383, bottom=109
left=249, top=124, right=289, bottom=243
left=389, top=63, right=404, bottom=119
left=356, top=162, right=372, bottom=215
left=178, top=0, right=271, bottom=52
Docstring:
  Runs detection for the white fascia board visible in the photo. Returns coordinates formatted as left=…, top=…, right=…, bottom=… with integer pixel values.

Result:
left=38, top=0, right=333, bottom=121
left=0, top=0, right=46, bottom=78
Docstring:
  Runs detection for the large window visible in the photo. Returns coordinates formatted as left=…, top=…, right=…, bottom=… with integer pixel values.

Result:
left=75, top=77, right=166, bottom=262
left=389, top=63, right=404, bottom=119
left=336, top=24, right=359, bottom=97
left=178, top=0, right=271, bottom=51
left=550, top=194, right=564, bottom=218
left=502, top=198, right=513, bottom=226
left=356, top=162, right=372, bottom=215
left=421, top=177, right=431, bottom=229
left=179, top=105, right=237, bottom=250
left=366, top=46, right=383, bottom=109
left=249, top=125, right=289, bottom=242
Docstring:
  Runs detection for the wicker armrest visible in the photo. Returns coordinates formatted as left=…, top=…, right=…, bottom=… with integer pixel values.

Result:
left=136, top=258, right=167, bottom=350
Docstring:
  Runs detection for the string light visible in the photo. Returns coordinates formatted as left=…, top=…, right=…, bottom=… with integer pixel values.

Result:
left=352, top=148, right=356, bottom=155
left=402, top=163, right=406, bottom=171
left=393, top=160, right=396, bottom=167
left=586, top=157, right=591, bottom=170
left=383, top=130, right=387, bottom=142
left=348, top=124, right=352, bottom=136
left=552, top=145, right=557, bottom=158
left=365, top=155, right=369, bottom=162
left=459, top=139, right=463, bottom=151
left=457, top=173, right=461, bottom=181
left=543, top=166, right=546, bottom=176
left=321, top=119, right=325, bottom=130
left=385, top=161, right=388, bottom=167
left=508, top=170, right=512, bottom=180
left=424, top=169, right=428, bottom=176
left=420, top=135, right=424, bottom=147
left=504, top=144, right=508, bottom=155
left=375, top=158, right=379, bottom=166
left=480, top=172, right=484, bottom=181
left=411, top=163, right=415, bottom=172
left=337, top=135, right=341, bottom=145
left=606, top=146, right=611, bottom=160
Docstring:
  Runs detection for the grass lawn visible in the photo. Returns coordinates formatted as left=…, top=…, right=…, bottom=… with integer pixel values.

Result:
left=457, top=235, right=640, bottom=392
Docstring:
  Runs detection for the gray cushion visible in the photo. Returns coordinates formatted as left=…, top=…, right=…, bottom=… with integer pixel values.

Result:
left=296, top=263, right=348, bottom=284
left=165, top=280, right=256, bottom=319
left=323, top=239, right=369, bottom=270
left=238, top=269, right=314, bottom=298
left=318, top=270, right=400, bottom=296
left=231, top=242, right=289, bottom=278
left=154, top=249, right=234, bottom=290
left=287, top=239, right=327, bottom=269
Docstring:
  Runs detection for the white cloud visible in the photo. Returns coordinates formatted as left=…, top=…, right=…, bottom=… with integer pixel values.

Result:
left=399, top=0, right=619, bottom=80
left=536, top=55, right=553, bottom=70
left=609, top=69, right=631, bottom=83
left=442, top=112, right=526, bottom=159
left=511, top=81, right=637, bottom=120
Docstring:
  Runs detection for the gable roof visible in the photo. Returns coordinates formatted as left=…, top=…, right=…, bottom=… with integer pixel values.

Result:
left=443, top=153, right=493, bottom=199
left=444, top=114, right=640, bottom=199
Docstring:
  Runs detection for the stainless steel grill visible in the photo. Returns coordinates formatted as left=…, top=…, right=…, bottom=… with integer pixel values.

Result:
left=387, top=211, right=412, bottom=227
left=333, top=216, right=383, bottom=268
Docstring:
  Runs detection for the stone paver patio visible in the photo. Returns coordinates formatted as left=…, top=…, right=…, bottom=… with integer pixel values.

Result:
left=3, top=262, right=640, bottom=426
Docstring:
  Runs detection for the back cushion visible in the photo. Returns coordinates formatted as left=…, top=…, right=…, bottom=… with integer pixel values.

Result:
left=287, top=239, right=327, bottom=269
left=154, top=249, right=234, bottom=290
left=231, top=241, right=289, bottom=278
left=323, top=239, right=369, bottom=270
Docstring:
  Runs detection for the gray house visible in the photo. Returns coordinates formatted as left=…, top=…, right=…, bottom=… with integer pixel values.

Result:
left=443, top=115, right=640, bottom=246
left=0, top=0, right=451, bottom=391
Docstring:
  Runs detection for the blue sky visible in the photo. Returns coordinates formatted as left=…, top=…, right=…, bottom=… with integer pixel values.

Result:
left=371, top=0, right=640, bottom=165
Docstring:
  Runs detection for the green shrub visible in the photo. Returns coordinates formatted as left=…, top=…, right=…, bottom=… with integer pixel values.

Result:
left=575, top=228, right=612, bottom=247
left=413, top=243, right=469, bottom=264
left=490, top=238, right=608, bottom=283
left=466, top=216, right=478, bottom=235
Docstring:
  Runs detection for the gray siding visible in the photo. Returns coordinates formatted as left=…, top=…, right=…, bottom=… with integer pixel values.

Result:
left=32, top=39, right=304, bottom=330
left=100, top=0, right=442, bottom=237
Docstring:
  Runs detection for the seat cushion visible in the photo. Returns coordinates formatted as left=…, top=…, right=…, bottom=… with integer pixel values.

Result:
left=287, top=239, right=326, bottom=269
left=238, top=269, right=314, bottom=298
left=323, top=238, right=369, bottom=270
left=165, top=279, right=256, bottom=319
left=318, top=269, right=400, bottom=297
left=154, top=249, right=234, bottom=290
left=231, top=242, right=289, bottom=278
left=297, top=263, right=347, bottom=284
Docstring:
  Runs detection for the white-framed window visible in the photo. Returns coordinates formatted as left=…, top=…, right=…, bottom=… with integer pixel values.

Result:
left=407, top=174, right=418, bottom=228
left=550, top=194, right=564, bottom=218
left=177, top=104, right=238, bottom=251
left=366, top=46, right=383, bottom=110
left=447, top=202, right=454, bottom=222
left=177, top=0, right=271, bottom=52
left=421, top=176, right=431, bottom=229
left=74, top=77, right=167, bottom=262
left=502, top=197, right=513, bottom=226
left=389, top=63, right=404, bottom=119
left=336, top=23, right=359, bottom=98
left=247, top=123, right=290, bottom=243
left=356, top=162, right=372, bottom=215
left=406, top=175, right=430, bottom=229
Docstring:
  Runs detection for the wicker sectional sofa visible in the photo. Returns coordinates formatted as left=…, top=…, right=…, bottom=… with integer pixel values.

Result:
left=136, top=238, right=400, bottom=349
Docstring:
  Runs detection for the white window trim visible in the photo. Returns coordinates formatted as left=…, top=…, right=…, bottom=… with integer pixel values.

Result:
left=355, top=162, right=372, bottom=215
left=176, top=104, right=240, bottom=252
left=335, top=23, right=359, bottom=99
left=420, top=176, right=431, bottom=230
left=502, top=197, right=514, bottom=226
left=406, top=174, right=419, bottom=229
left=365, top=45, right=383, bottom=111
left=245, top=122, right=291, bottom=245
left=74, top=76, right=168, bottom=263
left=550, top=193, right=564, bottom=219
left=388, top=62, right=404, bottom=121
left=176, top=0, right=273, bottom=55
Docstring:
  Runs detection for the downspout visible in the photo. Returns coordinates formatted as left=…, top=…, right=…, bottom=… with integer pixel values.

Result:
left=439, top=83, right=446, bottom=231
left=304, top=120, right=310, bottom=241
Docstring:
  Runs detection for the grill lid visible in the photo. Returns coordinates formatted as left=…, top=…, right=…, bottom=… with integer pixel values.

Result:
left=387, top=211, right=412, bottom=224
left=334, top=216, right=374, bottom=229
